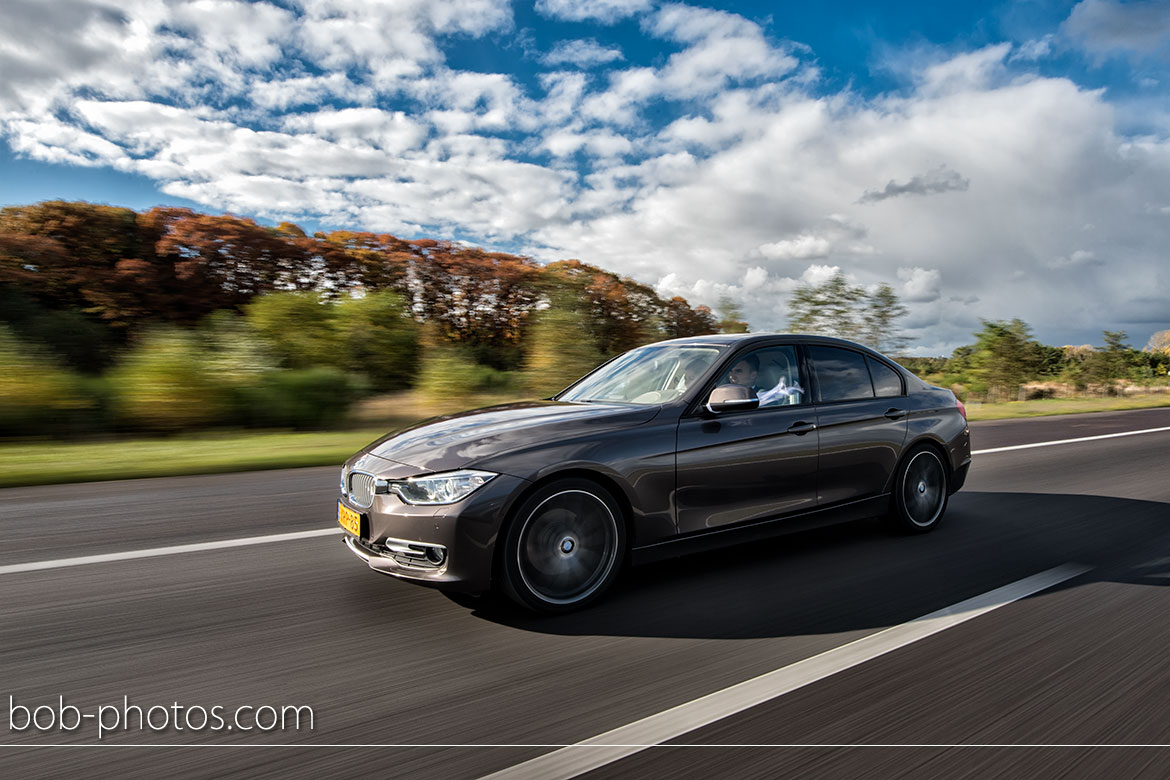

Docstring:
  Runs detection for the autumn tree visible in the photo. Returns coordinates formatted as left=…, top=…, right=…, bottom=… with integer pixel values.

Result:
left=662, top=297, right=718, bottom=338
left=150, top=209, right=308, bottom=311
left=410, top=243, right=541, bottom=348
left=316, top=230, right=411, bottom=295
left=544, top=260, right=669, bottom=354
left=0, top=201, right=157, bottom=326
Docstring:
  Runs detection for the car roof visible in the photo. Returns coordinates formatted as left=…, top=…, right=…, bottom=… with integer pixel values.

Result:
left=658, top=332, right=883, bottom=352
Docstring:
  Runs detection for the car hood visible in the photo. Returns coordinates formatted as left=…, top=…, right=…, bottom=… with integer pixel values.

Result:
left=362, top=400, right=661, bottom=474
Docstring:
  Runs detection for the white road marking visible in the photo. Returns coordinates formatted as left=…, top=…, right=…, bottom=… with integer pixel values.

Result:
left=0, top=528, right=339, bottom=575
left=972, top=424, right=1170, bottom=454
left=476, top=563, right=1091, bottom=780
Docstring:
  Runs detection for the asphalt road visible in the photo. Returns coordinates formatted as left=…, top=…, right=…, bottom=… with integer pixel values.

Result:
left=2, top=407, right=1170, bottom=779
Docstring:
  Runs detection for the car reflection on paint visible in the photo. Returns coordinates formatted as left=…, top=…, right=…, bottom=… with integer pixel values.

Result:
left=337, top=333, right=971, bottom=613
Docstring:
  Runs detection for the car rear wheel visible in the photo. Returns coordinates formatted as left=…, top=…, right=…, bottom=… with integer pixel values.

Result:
left=887, top=446, right=949, bottom=533
left=500, top=479, right=626, bottom=613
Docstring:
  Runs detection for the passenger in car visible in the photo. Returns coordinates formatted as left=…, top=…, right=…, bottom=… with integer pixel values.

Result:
left=677, top=358, right=709, bottom=392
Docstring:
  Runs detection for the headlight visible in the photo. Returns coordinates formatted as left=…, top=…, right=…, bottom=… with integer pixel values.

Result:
left=384, top=470, right=497, bottom=505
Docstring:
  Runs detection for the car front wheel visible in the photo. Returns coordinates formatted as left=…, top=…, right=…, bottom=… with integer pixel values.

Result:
left=500, top=479, right=626, bottom=613
left=887, top=446, right=949, bottom=533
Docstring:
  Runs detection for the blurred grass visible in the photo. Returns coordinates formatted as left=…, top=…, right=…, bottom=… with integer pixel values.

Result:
left=0, top=390, right=527, bottom=488
left=4, top=392, right=1170, bottom=488
left=965, top=393, right=1170, bottom=420
left=0, top=429, right=396, bottom=488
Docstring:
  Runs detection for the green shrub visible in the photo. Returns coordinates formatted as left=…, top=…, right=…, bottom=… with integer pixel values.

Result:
left=335, top=291, right=420, bottom=391
left=523, top=305, right=605, bottom=397
left=235, top=368, right=366, bottom=429
left=108, top=328, right=235, bottom=431
left=0, top=326, right=102, bottom=436
left=244, top=291, right=340, bottom=370
left=244, top=291, right=420, bottom=391
left=417, top=342, right=517, bottom=399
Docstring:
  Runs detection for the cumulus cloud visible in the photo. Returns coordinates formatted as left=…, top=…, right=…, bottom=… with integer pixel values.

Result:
left=542, top=39, right=625, bottom=68
left=1062, top=0, right=1170, bottom=57
left=534, top=0, right=651, bottom=24
left=757, top=235, right=832, bottom=261
left=897, top=267, right=943, bottom=303
left=858, top=165, right=970, bottom=204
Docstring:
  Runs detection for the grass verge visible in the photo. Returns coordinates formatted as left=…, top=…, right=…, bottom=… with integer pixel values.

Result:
left=0, top=428, right=393, bottom=488
left=964, top=393, right=1170, bottom=420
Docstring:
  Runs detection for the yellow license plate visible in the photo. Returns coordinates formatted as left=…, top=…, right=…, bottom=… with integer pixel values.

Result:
left=337, top=501, right=361, bottom=537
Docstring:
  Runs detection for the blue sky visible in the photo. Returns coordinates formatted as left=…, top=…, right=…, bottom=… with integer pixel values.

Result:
left=1, top=0, right=1168, bottom=352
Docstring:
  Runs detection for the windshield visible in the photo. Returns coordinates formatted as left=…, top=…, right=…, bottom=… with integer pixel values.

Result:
left=557, top=344, right=724, bottom=405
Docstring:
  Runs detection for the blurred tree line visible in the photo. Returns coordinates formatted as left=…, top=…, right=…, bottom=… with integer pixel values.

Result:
left=896, top=322, right=1170, bottom=402
left=786, top=270, right=1170, bottom=403
left=786, top=270, right=907, bottom=354
left=0, top=201, right=719, bottom=436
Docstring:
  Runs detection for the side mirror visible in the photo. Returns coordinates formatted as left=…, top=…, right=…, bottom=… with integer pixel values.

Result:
left=706, top=384, right=760, bottom=414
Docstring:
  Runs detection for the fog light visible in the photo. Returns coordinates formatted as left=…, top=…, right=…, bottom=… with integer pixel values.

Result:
left=425, top=547, right=446, bottom=565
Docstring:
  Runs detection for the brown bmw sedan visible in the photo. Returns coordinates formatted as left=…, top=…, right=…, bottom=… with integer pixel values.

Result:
left=338, top=334, right=971, bottom=613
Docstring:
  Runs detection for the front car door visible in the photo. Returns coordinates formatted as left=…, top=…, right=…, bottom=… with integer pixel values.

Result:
left=806, top=344, right=909, bottom=506
left=674, top=344, right=820, bottom=535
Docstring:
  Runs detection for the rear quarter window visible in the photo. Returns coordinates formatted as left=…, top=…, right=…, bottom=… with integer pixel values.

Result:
left=867, top=357, right=904, bottom=397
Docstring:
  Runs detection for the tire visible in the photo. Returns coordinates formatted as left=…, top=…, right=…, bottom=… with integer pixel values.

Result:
left=499, top=478, right=627, bottom=614
left=886, top=445, right=949, bottom=534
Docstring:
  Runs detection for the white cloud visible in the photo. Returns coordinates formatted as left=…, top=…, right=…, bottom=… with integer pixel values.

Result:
left=897, top=267, right=942, bottom=303
left=541, top=129, right=633, bottom=158
left=542, top=39, right=625, bottom=68
left=1062, top=0, right=1170, bottom=57
left=1011, top=35, right=1055, bottom=62
left=534, top=0, right=651, bottom=25
left=647, top=5, right=799, bottom=98
left=757, top=235, right=832, bottom=261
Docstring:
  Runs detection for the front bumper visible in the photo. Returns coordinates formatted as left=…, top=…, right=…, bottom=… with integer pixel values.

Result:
left=338, top=472, right=527, bottom=593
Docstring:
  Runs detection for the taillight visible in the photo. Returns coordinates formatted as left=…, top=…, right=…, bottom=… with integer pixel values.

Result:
left=955, top=397, right=967, bottom=420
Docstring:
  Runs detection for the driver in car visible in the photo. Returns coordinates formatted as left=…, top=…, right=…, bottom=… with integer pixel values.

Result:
left=727, top=354, right=761, bottom=391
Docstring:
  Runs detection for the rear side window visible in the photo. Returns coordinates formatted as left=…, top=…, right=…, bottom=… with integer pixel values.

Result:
left=808, top=346, right=874, bottom=403
left=867, top=357, right=903, bottom=397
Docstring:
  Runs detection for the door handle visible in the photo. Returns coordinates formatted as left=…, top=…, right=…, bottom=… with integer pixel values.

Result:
left=884, top=408, right=907, bottom=420
left=786, top=421, right=817, bottom=435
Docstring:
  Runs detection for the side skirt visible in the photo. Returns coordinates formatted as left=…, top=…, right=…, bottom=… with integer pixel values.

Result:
left=630, top=494, right=892, bottom=566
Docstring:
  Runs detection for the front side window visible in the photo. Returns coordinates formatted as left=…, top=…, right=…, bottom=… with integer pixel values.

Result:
left=558, top=344, right=723, bottom=404
left=808, top=346, right=874, bottom=403
left=709, top=345, right=807, bottom=408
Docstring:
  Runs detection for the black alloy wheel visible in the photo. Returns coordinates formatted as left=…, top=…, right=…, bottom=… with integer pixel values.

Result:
left=500, top=478, right=626, bottom=613
left=887, top=446, right=949, bottom=533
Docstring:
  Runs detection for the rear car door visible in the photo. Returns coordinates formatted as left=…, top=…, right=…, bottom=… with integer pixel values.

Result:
left=807, top=345, right=909, bottom=506
left=675, top=344, right=820, bottom=535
